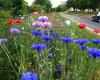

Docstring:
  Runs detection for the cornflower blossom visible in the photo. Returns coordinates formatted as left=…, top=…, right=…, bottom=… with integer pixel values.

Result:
left=32, top=21, right=43, bottom=28
left=56, top=65, right=62, bottom=72
left=38, top=16, right=48, bottom=22
left=21, top=71, right=38, bottom=80
left=47, top=51, right=54, bottom=59
left=41, top=35, right=53, bottom=41
left=42, top=22, right=52, bottom=28
left=87, top=47, right=100, bottom=58
left=0, top=39, right=8, bottom=43
left=60, top=37, right=73, bottom=43
left=31, top=30, right=43, bottom=36
left=75, top=39, right=88, bottom=45
left=32, top=44, right=46, bottom=52
left=91, top=39, right=100, bottom=45
left=10, top=28, right=20, bottom=35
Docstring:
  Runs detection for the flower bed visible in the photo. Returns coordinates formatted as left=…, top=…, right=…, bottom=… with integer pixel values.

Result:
left=0, top=13, right=100, bottom=80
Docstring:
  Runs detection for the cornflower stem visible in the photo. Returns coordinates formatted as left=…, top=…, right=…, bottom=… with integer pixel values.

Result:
left=2, top=43, right=16, bottom=63
left=89, top=59, right=95, bottom=80
left=0, top=43, right=18, bottom=77
left=18, top=44, right=26, bottom=75
left=49, top=58, right=53, bottom=80
left=37, top=51, right=42, bottom=79
left=62, top=43, right=67, bottom=79
left=13, top=35, right=20, bottom=61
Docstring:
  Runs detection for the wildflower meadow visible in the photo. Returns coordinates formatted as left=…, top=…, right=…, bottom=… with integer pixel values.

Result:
left=0, top=13, right=100, bottom=80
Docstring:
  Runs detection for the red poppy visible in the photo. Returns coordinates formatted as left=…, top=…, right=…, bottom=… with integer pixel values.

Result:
left=8, top=18, right=14, bottom=26
left=15, top=20, right=22, bottom=24
left=93, top=28, right=100, bottom=33
left=78, top=23, right=86, bottom=29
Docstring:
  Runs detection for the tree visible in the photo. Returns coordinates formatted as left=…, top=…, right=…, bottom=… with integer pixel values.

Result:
left=66, top=0, right=77, bottom=11
left=34, top=0, right=52, bottom=12
left=30, top=4, right=42, bottom=12
left=66, top=0, right=100, bottom=12
left=12, top=0, right=29, bottom=16
left=0, top=0, right=13, bottom=10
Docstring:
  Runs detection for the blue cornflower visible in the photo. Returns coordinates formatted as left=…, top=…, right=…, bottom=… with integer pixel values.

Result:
left=32, top=73, right=38, bottom=80
left=75, top=39, right=88, bottom=45
left=87, top=47, right=100, bottom=58
left=60, top=37, right=73, bottom=43
left=50, top=32, right=59, bottom=38
left=21, top=71, right=38, bottom=80
left=31, top=30, right=42, bottom=36
left=0, top=39, right=8, bottom=43
left=47, top=51, right=54, bottom=58
left=41, top=22, right=52, bottom=28
left=32, top=44, right=46, bottom=51
left=21, top=71, right=33, bottom=80
left=38, top=16, right=48, bottom=22
left=91, top=39, right=100, bottom=45
left=32, top=21, right=43, bottom=28
left=10, top=28, right=20, bottom=35
left=41, top=35, right=53, bottom=41
left=56, top=65, right=62, bottom=72
left=79, top=44, right=87, bottom=50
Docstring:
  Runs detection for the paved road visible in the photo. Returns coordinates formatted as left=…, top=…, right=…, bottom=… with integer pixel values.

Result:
left=60, top=13, right=100, bottom=29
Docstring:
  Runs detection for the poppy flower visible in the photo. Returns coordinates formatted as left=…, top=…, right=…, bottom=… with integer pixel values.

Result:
left=15, top=20, right=22, bottom=24
left=8, top=18, right=14, bottom=26
left=78, top=23, right=86, bottom=29
left=93, top=28, right=100, bottom=33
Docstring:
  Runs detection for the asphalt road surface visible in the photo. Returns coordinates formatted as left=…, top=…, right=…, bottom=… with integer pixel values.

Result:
left=60, top=13, right=100, bottom=29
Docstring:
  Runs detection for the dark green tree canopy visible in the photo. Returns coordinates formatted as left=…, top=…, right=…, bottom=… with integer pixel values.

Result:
left=66, top=0, right=100, bottom=11
left=34, top=0, right=52, bottom=12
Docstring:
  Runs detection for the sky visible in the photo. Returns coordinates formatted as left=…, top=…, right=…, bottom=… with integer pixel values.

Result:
left=25, top=0, right=67, bottom=7
left=50, top=0, right=67, bottom=7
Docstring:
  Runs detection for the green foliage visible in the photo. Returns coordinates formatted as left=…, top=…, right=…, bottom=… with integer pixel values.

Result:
left=34, top=0, right=52, bottom=12
left=31, top=4, right=42, bottom=12
left=66, top=0, right=100, bottom=12
left=12, top=0, right=29, bottom=16
left=0, top=0, right=13, bottom=10
left=0, top=13, right=100, bottom=80
left=0, top=10, right=11, bottom=18
left=42, top=1, right=52, bottom=12
left=0, top=0, right=29, bottom=17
